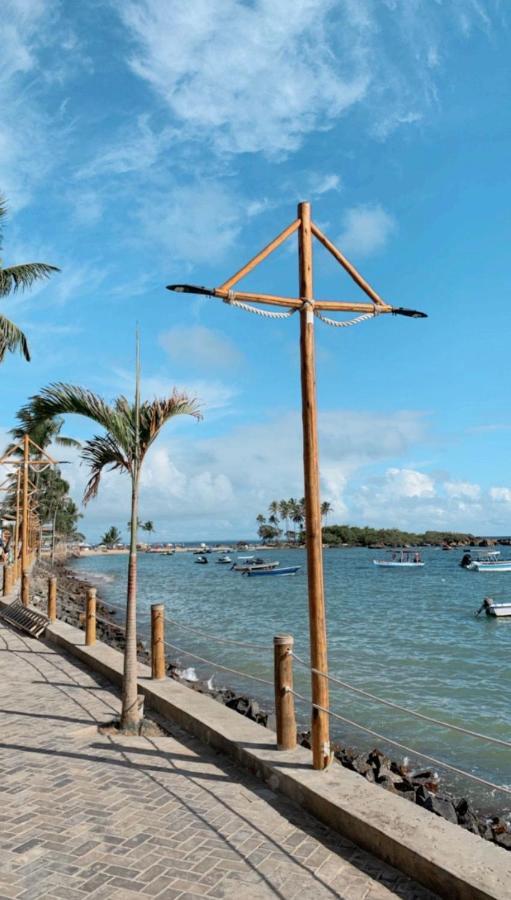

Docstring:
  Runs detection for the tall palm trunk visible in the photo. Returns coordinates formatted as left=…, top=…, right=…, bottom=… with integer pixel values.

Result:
left=121, top=469, right=140, bottom=731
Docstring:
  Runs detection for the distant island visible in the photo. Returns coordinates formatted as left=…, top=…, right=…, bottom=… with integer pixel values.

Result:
left=320, top=526, right=508, bottom=548
left=254, top=500, right=509, bottom=547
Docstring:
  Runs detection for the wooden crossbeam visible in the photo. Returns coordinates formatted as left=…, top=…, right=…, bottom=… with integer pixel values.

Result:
left=219, top=219, right=300, bottom=291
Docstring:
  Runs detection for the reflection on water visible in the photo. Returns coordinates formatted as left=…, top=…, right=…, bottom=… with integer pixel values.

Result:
left=72, top=547, right=511, bottom=813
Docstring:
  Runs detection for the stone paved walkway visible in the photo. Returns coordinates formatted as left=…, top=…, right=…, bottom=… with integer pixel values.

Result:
left=0, top=622, right=437, bottom=899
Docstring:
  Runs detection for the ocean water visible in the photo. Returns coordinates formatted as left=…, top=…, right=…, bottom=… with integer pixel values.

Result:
left=71, top=547, right=511, bottom=814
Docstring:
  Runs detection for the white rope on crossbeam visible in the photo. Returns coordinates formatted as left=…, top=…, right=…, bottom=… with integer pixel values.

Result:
left=313, top=307, right=381, bottom=328
left=222, top=291, right=383, bottom=326
left=222, top=290, right=297, bottom=320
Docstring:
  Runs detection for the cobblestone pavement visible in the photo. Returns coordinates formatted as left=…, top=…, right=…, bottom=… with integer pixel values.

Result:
left=0, top=622, right=437, bottom=899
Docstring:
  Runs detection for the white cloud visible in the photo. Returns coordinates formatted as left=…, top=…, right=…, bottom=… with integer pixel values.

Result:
left=60, top=407, right=427, bottom=539
left=138, top=182, right=243, bottom=264
left=336, top=204, right=396, bottom=258
left=116, top=0, right=369, bottom=156
left=159, top=325, right=243, bottom=370
left=489, top=487, right=511, bottom=503
left=309, top=174, right=342, bottom=197
left=444, top=481, right=481, bottom=500
left=383, top=467, right=436, bottom=499
left=112, top=0, right=497, bottom=161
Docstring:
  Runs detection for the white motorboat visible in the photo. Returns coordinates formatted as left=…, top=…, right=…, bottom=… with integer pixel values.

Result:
left=373, top=549, right=424, bottom=568
left=231, top=556, right=280, bottom=572
left=461, top=550, right=511, bottom=572
left=216, top=554, right=232, bottom=564
left=475, top=597, right=511, bottom=618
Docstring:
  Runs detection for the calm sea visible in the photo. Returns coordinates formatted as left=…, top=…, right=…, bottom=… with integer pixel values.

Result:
left=71, top=547, right=511, bottom=815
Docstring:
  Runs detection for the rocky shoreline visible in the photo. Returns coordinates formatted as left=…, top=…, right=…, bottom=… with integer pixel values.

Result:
left=30, top=559, right=510, bottom=852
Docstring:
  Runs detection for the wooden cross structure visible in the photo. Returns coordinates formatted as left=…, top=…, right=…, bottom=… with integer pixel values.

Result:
left=167, top=200, right=426, bottom=770
left=0, top=435, right=57, bottom=605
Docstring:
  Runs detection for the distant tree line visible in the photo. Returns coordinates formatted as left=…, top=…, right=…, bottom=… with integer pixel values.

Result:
left=256, top=498, right=332, bottom=544
left=321, top=526, right=478, bottom=547
left=254, top=501, right=480, bottom=546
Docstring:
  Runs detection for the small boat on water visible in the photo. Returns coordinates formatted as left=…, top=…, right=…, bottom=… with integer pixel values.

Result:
left=231, top=556, right=280, bottom=573
left=460, top=550, right=511, bottom=572
left=244, top=565, right=301, bottom=577
left=216, top=554, right=232, bottom=564
left=195, top=554, right=208, bottom=564
left=475, top=597, right=511, bottom=618
left=373, top=549, right=424, bottom=568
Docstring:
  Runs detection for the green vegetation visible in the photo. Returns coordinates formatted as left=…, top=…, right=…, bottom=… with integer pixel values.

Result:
left=256, top=498, right=332, bottom=544
left=101, top=526, right=123, bottom=547
left=0, top=194, right=59, bottom=362
left=322, top=525, right=476, bottom=547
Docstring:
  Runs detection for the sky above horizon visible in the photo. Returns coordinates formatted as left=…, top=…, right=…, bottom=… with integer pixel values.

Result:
left=1, top=0, right=511, bottom=541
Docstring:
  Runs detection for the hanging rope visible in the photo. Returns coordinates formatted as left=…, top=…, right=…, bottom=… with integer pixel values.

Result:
left=223, top=290, right=296, bottom=320
left=163, top=638, right=273, bottom=687
left=165, top=616, right=270, bottom=651
left=288, top=687, right=511, bottom=796
left=313, top=307, right=381, bottom=328
left=221, top=290, right=382, bottom=327
left=291, top=652, right=511, bottom=750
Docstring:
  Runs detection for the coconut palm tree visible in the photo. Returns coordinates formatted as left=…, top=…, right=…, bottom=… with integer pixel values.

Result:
left=321, top=501, right=333, bottom=526
left=23, top=379, right=201, bottom=731
left=0, top=194, right=59, bottom=362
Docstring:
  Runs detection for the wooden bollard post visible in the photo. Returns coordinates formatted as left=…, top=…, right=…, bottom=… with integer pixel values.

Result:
left=85, top=588, right=96, bottom=646
left=48, top=576, right=57, bottom=623
left=274, top=634, right=297, bottom=751
left=151, top=603, right=166, bottom=679
left=3, top=565, right=12, bottom=596
left=21, top=572, right=30, bottom=607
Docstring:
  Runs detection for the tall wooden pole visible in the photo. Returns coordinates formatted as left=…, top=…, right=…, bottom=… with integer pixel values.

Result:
left=14, top=468, right=21, bottom=579
left=21, top=435, right=30, bottom=605
left=298, top=200, right=330, bottom=770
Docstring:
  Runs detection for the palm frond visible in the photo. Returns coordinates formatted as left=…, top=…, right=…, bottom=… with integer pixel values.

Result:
left=0, top=263, right=60, bottom=296
left=55, top=435, right=81, bottom=448
left=0, top=314, right=30, bottom=361
left=140, top=392, right=202, bottom=455
left=26, top=383, right=120, bottom=434
left=81, top=434, right=129, bottom=503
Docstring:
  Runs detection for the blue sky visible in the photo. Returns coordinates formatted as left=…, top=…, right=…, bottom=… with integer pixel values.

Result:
left=1, top=0, right=511, bottom=540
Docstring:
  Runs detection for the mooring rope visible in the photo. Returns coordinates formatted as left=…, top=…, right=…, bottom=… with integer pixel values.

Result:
left=291, top=652, right=511, bottom=749
left=163, top=638, right=273, bottom=687
left=288, top=687, right=511, bottom=795
left=165, top=616, right=270, bottom=651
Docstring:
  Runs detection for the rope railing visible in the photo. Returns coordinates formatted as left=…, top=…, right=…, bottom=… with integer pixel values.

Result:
left=163, top=638, right=273, bottom=687
left=288, top=687, right=511, bottom=796
left=165, top=615, right=270, bottom=651
left=292, top=652, right=511, bottom=750
left=95, top=614, right=126, bottom=633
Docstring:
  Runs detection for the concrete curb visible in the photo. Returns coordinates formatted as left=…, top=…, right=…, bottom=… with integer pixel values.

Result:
left=36, top=617, right=511, bottom=900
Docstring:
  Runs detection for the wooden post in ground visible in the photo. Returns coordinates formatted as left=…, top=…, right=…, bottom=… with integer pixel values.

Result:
left=151, top=604, right=165, bottom=679
left=21, top=435, right=30, bottom=607
left=14, top=469, right=21, bottom=582
left=274, top=634, right=296, bottom=751
left=298, top=201, right=330, bottom=770
left=85, top=588, right=96, bottom=645
left=48, top=576, right=57, bottom=623
left=3, top=564, right=12, bottom=596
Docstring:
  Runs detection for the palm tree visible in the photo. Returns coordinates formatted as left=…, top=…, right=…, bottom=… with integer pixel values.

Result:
left=142, top=520, right=155, bottom=535
left=102, top=526, right=122, bottom=547
left=0, top=194, right=59, bottom=362
left=321, top=501, right=333, bottom=526
left=279, top=499, right=290, bottom=541
left=23, top=378, right=201, bottom=731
